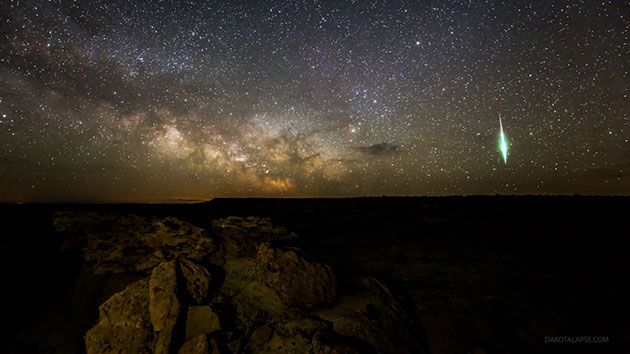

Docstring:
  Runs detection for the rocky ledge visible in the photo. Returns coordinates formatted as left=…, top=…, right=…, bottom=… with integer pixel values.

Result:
left=53, top=213, right=426, bottom=354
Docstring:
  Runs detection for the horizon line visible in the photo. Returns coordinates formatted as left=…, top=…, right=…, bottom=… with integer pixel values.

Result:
left=1, top=193, right=630, bottom=205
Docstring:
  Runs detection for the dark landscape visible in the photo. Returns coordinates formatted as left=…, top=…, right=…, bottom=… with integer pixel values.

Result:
left=2, top=0, right=628, bottom=353
left=0, top=196, right=628, bottom=354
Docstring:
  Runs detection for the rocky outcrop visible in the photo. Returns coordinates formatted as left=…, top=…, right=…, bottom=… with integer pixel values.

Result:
left=149, top=261, right=180, bottom=354
left=55, top=214, right=426, bottom=354
left=53, top=212, right=221, bottom=274
left=218, top=257, right=286, bottom=329
left=84, top=279, right=153, bottom=354
left=212, top=216, right=296, bottom=258
left=257, top=243, right=337, bottom=308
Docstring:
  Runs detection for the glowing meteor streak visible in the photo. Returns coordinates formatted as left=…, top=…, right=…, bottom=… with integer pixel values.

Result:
left=498, top=114, right=508, bottom=164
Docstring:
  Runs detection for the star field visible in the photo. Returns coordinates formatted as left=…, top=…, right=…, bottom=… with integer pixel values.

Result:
left=0, top=0, right=628, bottom=201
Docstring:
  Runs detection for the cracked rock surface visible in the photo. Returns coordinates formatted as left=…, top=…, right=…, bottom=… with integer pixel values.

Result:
left=53, top=213, right=426, bottom=354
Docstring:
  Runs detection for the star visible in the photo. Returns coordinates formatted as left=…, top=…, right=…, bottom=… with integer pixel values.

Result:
left=0, top=0, right=626, bottom=201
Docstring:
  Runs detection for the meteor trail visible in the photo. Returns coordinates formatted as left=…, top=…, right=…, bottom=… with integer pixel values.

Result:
left=498, top=114, right=508, bottom=164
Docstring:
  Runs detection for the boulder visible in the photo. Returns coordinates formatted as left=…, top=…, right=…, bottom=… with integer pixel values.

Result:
left=84, top=279, right=153, bottom=354
left=180, top=259, right=212, bottom=304
left=217, top=257, right=285, bottom=329
left=186, top=306, right=221, bottom=339
left=178, top=334, right=209, bottom=354
left=53, top=212, right=221, bottom=274
left=149, top=261, right=180, bottom=354
left=211, top=244, right=336, bottom=331
left=256, top=244, right=336, bottom=308
left=212, top=216, right=296, bottom=258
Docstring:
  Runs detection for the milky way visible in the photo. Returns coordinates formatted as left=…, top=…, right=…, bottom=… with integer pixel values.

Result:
left=0, top=1, right=628, bottom=201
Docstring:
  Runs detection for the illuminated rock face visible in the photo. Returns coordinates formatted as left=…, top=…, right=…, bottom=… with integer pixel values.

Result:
left=55, top=214, right=426, bottom=354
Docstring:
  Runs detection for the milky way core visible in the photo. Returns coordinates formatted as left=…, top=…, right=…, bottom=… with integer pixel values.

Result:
left=0, top=1, right=628, bottom=201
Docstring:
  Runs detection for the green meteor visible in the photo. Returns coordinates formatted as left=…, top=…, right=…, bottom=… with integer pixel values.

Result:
left=498, top=114, right=508, bottom=164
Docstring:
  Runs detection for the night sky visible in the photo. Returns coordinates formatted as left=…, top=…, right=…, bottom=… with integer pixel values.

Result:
left=1, top=1, right=628, bottom=202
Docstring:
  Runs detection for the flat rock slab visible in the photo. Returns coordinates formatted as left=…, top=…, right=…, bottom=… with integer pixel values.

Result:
left=84, top=279, right=153, bottom=354
left=186, top=306, right=221, bottom=340
left=149, top=261, right=180, bottom=354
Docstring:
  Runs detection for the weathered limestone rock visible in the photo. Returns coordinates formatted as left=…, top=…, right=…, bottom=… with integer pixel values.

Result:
left=212, top=216, right=296, bottom=258
left=68, top=213, right=425, bottom=354
left=180, top=259, right=211, bottom=304
left=149, top=261, right=180, bottom=354
left=84, top=279, right=153, bottom=354
left=186, top=306, right=221, bottom=339
left=218, top=257, right=285, bottom=329
left=53, top=212, right=221, bottom=274
left=256, top=244, right=337, bottom=308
